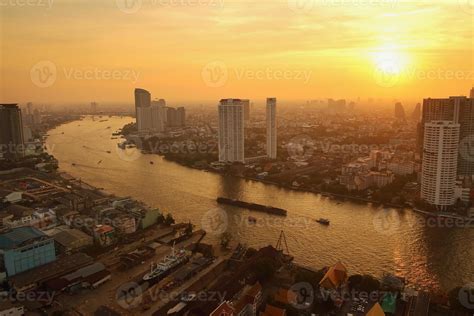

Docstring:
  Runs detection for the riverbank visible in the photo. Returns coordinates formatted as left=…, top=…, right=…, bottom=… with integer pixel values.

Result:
left=45, top=116, right=474, bottom=292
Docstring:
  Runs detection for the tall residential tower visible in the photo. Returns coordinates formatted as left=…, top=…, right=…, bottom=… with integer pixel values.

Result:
left=218, top=99, right=245, bottom=162
left=135, top=88, right=152, bottom=132
left=0, top=104, right=25, bottom=160
left=266, top=98, right=277, bottom=159
left=419, top=94, right=474, bottom=176
left=421, top=121, right=460, bottom=209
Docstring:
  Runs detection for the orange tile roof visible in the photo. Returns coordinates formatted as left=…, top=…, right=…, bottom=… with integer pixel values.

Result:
left=319, top=261, right=348, bottom=289
left=260, top=304, right=286, bottom=316
left=274, top=288, right=297, bottom=305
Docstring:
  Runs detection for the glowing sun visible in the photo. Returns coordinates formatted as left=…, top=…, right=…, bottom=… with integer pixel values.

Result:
left=372, top=48, right=409, bottom=75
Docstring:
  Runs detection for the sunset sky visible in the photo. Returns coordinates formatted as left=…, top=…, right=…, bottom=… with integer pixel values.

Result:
left=1, top=0, right=473, bottom=105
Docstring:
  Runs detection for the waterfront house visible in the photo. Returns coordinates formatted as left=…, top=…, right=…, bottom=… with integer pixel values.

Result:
left=319, top=261, right=348, bottom=290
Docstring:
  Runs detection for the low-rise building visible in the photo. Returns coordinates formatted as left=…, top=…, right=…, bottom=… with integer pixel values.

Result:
left=9, top=252, right=93, bottom=292
left=387, top=160, right=415, bottom=176
left=0, top=302, right=24, bottom=316
left=93, top=225, right=115, bottom=247
left=52, top=228, right=93, bottom=254
left=0, top=226, right=56, bottom=277
left=0, top=191, right=23, bottom=204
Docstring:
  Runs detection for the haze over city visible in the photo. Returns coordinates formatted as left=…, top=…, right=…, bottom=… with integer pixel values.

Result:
left=2, top=0, right=474, bottom=104
left=1, top=1, right=474, bottom=316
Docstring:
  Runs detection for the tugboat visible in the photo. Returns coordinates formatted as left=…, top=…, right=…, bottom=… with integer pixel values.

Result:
left=143, top=246, right=188, bottom=281
left=316, top=218, right=330, bottom=225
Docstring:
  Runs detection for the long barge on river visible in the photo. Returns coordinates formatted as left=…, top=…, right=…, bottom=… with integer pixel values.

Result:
left=216, top=197, right=287, bottom=216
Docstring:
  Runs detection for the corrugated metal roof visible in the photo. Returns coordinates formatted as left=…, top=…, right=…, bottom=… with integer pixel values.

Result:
left=63, top=262, right=105, bottom=281
left=0, top=226, right=47, bottom=249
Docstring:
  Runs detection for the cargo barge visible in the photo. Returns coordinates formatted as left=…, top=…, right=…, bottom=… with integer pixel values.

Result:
left=216, top=197, right=287, bottom=216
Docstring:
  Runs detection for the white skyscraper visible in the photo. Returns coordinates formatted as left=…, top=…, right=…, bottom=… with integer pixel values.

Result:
left=266, top=98, right=277, bottom=159
left=421, top=121, right=460, bottom=209
left=218, top=99, right=245, bottom=162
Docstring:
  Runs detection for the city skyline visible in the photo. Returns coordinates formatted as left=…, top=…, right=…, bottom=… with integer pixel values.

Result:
left=1, top=1, right=474, bottom=315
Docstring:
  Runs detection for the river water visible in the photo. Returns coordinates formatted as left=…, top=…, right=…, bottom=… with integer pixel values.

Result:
left=46, top=116, right=473, bottom=292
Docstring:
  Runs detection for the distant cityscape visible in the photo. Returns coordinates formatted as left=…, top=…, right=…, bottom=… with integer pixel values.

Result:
left=0, top=88, right=473, bottom=316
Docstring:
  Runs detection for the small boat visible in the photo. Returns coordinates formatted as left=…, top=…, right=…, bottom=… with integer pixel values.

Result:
left=150, top=161, right=154, bottom=165
left=106, top=150, right=111, bottom=154
left=248, top=216, right=257, bottom=223
left=72, top=163, right=76, bottom=166
left=316, top=218, right=330, bottom=225
left=143, top=246, right=188, bottom=281
left=97, top=160, right=102, bottom=164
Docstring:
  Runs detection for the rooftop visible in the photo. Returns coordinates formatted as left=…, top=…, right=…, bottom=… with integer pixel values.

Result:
left=53, top=228, right=92, bottom=248
left=0, top=226, right=47, bottom=249
left=10, top=252, right=94, bottom=289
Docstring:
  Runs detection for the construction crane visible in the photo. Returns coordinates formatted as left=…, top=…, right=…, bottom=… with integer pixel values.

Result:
left=275, top=230, right=290, bottom=255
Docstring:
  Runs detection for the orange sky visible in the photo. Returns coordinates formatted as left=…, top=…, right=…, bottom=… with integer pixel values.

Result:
left=1, top=0, right=473, bottom=105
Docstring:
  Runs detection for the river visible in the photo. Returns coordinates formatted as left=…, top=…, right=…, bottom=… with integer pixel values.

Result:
left=46, top=116, right=474, bottom=292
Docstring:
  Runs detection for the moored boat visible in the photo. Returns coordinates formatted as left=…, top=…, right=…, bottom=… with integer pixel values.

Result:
left=316, top=218, right=330, bottom=225
left=143, top=246, right=188, bottom=281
